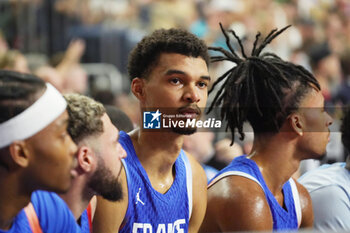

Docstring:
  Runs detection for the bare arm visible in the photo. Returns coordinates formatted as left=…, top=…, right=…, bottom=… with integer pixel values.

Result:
left=92, top=167, right=128, bottom=233
left=295, top=180, right=314, bottom=228
left=185, top=152, right=208, bottom=233
left=200, top=176, right=273, bottom=232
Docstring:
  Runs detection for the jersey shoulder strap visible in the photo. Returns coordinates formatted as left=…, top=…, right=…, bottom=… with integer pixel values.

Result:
left=86, top=202, right=93, bottom=233
left=24, top=203, right=43, bottom=233
left=289, top=178, right=302, bottom=227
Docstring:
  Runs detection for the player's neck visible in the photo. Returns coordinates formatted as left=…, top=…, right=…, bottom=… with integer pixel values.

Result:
left=249, top=134, right=300, bottom=194
left=0, top=176, right=32, bottom=230
left=131, top=129, right=183, bottom=174
left=134, top=129, right=183, bottom=157
left=60, top=177, right=92, bottom=220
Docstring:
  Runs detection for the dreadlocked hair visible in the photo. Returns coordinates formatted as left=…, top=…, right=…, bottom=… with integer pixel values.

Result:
left=208, top=23, right=320, bottom=144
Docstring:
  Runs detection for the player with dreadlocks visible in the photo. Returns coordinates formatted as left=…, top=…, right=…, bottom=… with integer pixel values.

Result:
left=199, top=24, right=333, bottom=232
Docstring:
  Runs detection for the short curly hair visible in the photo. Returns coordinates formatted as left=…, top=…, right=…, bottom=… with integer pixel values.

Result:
left=64, top=93, right=105, bottom=144
left=128, top=28, right=209, bottom=80
left=341, top=106, right=350, bottom=154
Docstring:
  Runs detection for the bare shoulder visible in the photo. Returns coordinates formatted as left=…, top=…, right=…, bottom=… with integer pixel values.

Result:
left=92, top=165, right=128, bottom=233
left=200, top=175, right=273, bottom=232
left=294, top=178, right=314, bottom=228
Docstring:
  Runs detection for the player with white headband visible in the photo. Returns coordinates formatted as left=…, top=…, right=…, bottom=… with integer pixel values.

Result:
left=0, top=70, right=82, bottom=233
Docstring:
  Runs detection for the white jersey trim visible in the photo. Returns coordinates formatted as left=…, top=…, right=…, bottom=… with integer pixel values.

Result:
left=208, top=171, right=263, bottom=189
left=289, top=178, right=302, bottom=227
left=182, top=152, right=193, bottom=219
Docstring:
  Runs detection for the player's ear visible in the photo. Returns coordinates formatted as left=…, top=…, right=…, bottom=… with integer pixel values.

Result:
left=76, top=145, right=94, bottom=173
left=131, top=78, right=146, bottom=102
left=8, top=141, right=30, bottom=168
left=289, top=113, right=304, bottom=136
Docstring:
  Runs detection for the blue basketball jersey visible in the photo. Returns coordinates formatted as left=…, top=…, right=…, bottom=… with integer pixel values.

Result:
left=79, top=209, right=91, bottom=233
left=119, top=131, right=192, bottom=233
left=209, top=155, right=301, bottom=231
left=0, top=191, right=81, bottom=233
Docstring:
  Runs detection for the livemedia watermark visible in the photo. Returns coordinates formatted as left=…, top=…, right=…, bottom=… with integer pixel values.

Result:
left=141, top=107, right=345, bottom=133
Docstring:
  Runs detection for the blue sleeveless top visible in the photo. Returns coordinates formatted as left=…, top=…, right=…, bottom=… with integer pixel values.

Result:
left=209, top=155, right=301, bottom=231
left=119, top=131, right=193, bottom=233
left=79, top=209, right=90, bottom=233
left=0, top=191, right=81, bottom=233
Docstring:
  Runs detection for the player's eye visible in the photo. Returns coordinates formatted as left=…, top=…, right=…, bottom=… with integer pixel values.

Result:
left=170, top=78, right=181, bottom=85
left=197, top=81, right=208, bottom=89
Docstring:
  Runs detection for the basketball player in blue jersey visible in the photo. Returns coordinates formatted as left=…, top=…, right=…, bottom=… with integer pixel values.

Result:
left=0, top=70, right=82, bottom=233
left=60, top=94, right=126, bottom=233
left=93, top=28, right=210, bottom=233
left=199, top=24, right=333, bottom=232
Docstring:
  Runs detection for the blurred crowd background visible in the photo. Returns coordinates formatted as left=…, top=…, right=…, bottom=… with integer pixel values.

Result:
left=1, top=0, right=350, bottom=179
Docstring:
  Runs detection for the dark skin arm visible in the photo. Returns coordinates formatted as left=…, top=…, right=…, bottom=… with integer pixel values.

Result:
left=199, top=176, right=273, bottom=232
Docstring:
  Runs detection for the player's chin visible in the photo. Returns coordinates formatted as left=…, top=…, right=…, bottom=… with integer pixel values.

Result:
left=314, top=150, right=327, bottom=161
left=172, top=127, right=197, bottom=135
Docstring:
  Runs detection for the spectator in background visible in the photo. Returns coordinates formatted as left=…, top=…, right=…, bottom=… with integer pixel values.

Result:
left=35, top=65, right=65, bottom=92
left=54, top=0, right=136, bottom=26
left=204, top=136, right=244, bottom=171
left=295, top=18, right=317, bottom=52
left=0, top=31, right=8, bottom=57
left=190, top=0, right=239, bottom=49
left=62, top=63, right=88, bottom=94
left=183, top=132, right=218, bottom=181
left=32, top=38, right=87, bottom=95
left=115, top=93, right=141, bottom=126
left=104, top=105, right=134, bottom=133
left=308, top=42, right=342, bottom=105
left=149, top=0, right=197, bottom=31
left=334, top=49, right=350, bottom=105
left=0, top=50, right=30, bottom=73
left=299, top=106, right=350, bottom=232
left=213, top=138, right=243, bottom=167
left=93, top=90, right=115, bottom=106
left=50, top=39, right=88, bottom=94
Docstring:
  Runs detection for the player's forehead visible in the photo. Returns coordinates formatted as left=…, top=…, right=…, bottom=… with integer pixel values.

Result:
left=21, top=110, right=68, bottom=150
left=148, top=53, right=209, bottom=78
left=36, top=110, right=69, bottom=137
left=101, top=113, right=119, bottom=139
left=50, top=110, right=69, bottom=129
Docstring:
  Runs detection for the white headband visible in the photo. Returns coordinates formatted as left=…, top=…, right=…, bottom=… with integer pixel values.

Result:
left=0, top=83, right=67, bottom=148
